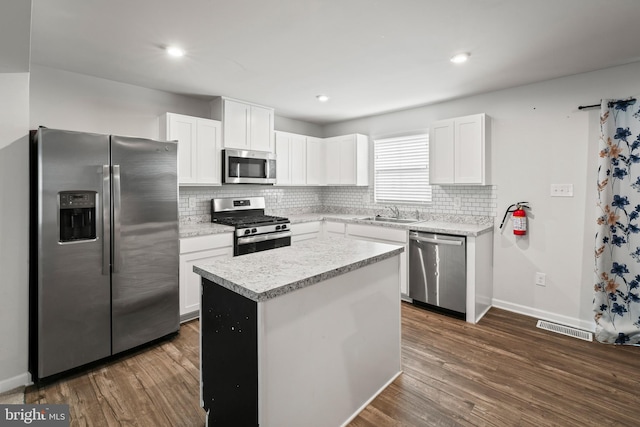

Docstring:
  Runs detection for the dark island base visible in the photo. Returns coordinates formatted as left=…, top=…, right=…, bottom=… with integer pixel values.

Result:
left=201, top=278, right=258, bottom=426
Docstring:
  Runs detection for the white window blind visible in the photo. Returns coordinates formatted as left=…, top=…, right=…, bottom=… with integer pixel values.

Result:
left=374, top=134, right=431, bottom=203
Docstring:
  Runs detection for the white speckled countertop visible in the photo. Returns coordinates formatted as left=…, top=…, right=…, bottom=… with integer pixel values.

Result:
left=179, top=222, right=234, bottom=238
left=193, top=237, right=404, bottom=302
left=286, top=213, right=493, bottom=237
left=180, top=212, right=494, bottom=238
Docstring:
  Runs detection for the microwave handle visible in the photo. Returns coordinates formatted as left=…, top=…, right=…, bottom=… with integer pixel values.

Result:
left=267, top=159, right=276, bottom=179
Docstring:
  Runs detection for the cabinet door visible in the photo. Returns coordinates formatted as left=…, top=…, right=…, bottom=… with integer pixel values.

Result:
left=179, top=246, right=233, bottom=318
left=168, top=114, right=197, bottom=184
left=339, top=136, right=357, bottom=185
left=250, top=105, right=274, bottom=152
left=306, top=137, right=326, bottom=185
left=275, top=132, right=291, bottom=185
left=323, top=221, right=345, bottom=237
left=325, top=138, right=341, bottom=185
left=345, top=224, right=408, bottom=295
left=429, top=119, right=455, bottom=184
left=454, top=114, right=484, bottom=184
left=290, top=221, right=321, bottom=243
left=290, top=134, right=307, bottom=185
left=196, top=119, right=222, bottom=185
left=223, top=99, right=250, bottom=150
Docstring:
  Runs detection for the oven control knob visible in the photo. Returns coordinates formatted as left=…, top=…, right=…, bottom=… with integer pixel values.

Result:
left=281, top=224, right=287, bottom=230
left=276, top=225, right=281, bottom=230
left=251, top=228, right=257, bottom=233
left=244, top=229, right=251, bottom=235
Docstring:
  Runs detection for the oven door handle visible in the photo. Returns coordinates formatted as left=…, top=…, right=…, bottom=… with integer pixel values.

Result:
left=237, top=230, right=292, bottom=245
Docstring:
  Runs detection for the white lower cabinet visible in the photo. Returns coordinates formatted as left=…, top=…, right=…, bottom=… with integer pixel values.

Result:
left=323, top=221, right=346, bottom=237
left=179, top=233, right=233, bottom=321
left=345, top=224, right=409, bottom=295
left=290, top=221, right=322, bottom=243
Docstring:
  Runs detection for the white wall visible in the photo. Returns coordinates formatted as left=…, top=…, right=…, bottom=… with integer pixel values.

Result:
left=274, top=115, right=324, bottom=138
left=0, top=72, right=30, bottom=392
left=30, top=65, right=213, bottom=137
left=324, top=61, right=640, bottom=330
left=30, top=65, right=321, bottom=140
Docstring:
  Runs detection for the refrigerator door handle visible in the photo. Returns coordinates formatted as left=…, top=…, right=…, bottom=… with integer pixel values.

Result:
left=102, top=165, right=110, bottom=275
left=113, top=164, right=122, bottom=273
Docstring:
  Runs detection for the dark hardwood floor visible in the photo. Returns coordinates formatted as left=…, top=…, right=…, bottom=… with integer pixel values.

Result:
left=27, top=303, right=640, bottom=426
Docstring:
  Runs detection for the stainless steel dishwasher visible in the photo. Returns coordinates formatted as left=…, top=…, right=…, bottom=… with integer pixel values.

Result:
left=408, top=231, right=466, bottom=316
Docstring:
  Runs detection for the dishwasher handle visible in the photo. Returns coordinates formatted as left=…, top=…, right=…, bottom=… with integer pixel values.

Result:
left=409, top=233, right=463, bottom=246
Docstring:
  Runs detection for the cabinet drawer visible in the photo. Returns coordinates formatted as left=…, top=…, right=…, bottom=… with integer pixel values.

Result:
left=346, top=224, right=407, bottom=244
left=180, top=233, right=234, bottom=254
left=324, top=221, right=346, bottom=235
left=290, top=221, right=321, bottom=235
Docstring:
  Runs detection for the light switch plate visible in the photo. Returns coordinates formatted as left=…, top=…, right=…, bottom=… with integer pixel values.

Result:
left=188, top=197, right=196, bottom=209
left=550, top=184, right=573, bottom=197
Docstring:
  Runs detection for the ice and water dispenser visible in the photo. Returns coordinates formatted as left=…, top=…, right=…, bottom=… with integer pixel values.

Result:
left=59, top=191, right=97, bottom=242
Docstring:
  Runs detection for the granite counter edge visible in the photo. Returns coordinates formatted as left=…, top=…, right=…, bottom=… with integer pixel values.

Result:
left=193, top=245, right=404, bottom=302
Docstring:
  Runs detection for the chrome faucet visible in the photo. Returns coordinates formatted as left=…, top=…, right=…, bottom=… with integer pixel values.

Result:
left=387, top=205, right=400, bottom=218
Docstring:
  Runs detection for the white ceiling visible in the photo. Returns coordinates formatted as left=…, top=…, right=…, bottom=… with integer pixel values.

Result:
left=29, top=0, right=640, bottom=124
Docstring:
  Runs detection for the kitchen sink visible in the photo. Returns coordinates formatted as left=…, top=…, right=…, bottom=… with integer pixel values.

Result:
left=359, top=216, right=420, bottom=224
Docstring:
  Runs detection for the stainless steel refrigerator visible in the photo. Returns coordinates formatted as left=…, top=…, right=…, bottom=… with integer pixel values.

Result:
left=29, top=127, right=179, bottom=381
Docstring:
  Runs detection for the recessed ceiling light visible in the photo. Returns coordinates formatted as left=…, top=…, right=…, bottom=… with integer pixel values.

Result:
left=450, top=52, right=470, bottom=64
left=316, top=95, right=330, bottom=102
left=166, top=46, right=185, bottom=58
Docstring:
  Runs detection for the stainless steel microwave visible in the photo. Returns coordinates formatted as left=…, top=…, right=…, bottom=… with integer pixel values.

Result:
left=223, top=149, right=276, bottom=184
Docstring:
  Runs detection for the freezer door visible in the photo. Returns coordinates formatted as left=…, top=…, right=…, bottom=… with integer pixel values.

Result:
left=110, top=135, right=179, bottom=354
left=34, top=128, right=111, bottom=379
left=409, top=232, right=466, bottom=314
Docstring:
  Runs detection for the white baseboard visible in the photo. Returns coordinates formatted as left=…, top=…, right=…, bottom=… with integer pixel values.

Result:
left=492, top=299, right=595, bottom=332
left=340, top=370, right=402, bottom=427
left=0, top=372, right=31, bottom=394
left=474, top=304, right=492, bottom=324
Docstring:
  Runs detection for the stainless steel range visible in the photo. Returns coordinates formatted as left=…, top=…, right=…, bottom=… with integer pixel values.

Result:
left=211, top=197, right=291, bottom=256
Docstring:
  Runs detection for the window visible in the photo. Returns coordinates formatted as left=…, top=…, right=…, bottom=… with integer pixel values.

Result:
left=374, top=134, right=431, bottom=203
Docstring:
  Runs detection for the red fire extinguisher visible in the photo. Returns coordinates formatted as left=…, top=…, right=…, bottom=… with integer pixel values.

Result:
left=500, top=202, right=530, bottom=235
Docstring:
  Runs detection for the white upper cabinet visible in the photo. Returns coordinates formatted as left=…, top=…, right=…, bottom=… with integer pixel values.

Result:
left=429, top=113, right=489, bottom=185
left=325, top=134, right=369, bottom=186
left=160, top=113, right=222, bottom=186
left=250, top=104, right=275, bottom=152
left=306, top=137, right=326, bottom=186
left=211, top=97, right=275, bottom=153
left=275, top=131, right=307, bottom=185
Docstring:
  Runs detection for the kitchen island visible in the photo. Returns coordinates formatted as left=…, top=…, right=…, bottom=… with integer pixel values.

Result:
left=193, top=237, right=404, bottom=427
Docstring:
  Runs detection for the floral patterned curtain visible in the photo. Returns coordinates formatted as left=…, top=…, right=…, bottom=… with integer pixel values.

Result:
left=594, top=98, right=640, bottom=344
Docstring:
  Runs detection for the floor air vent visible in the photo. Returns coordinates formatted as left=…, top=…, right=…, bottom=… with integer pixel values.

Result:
left=536, top=320, right=593, bottom=342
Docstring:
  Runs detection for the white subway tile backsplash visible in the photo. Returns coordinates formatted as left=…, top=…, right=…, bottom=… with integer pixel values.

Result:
left=179, top=184, right=497, bottom=224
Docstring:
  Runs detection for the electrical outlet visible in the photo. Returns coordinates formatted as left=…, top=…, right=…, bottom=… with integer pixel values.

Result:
left=550, top=184, right=574, bottom=197
left=453, top=197, right=461, bottom=209
left=362, top=194, right=369, bottom=204
left=535, top=272, right=546, bottom=287
left=188, top=197, right=196, bottom=209
left=277, top=194, right=283, bottom=204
